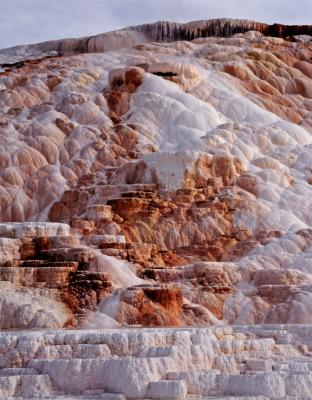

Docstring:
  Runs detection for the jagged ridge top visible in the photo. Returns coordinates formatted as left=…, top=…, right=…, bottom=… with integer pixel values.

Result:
left=0, top=17, right=312, bottom=66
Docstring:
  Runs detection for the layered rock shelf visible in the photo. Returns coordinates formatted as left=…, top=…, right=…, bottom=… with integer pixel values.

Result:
left=1, top=325, right=312, bottom=399
left=0, top=222, right=113, bottom=328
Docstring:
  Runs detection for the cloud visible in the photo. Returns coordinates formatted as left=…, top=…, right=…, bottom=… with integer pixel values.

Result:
left=0, top=0, right=311, bottom=49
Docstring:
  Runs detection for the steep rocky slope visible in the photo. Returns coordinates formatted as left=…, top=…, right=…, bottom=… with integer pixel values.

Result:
left=1, top=18, right=312, bottom=399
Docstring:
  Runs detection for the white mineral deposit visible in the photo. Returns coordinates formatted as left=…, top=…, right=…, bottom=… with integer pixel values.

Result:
left=0, top=10, right=312, bottom=399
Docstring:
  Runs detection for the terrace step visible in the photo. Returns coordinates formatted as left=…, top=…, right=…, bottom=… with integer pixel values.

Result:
left=0, top=374, right=55, bottom=398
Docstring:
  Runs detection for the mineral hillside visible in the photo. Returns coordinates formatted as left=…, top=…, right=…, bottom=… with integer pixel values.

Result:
left=1, top=18, right=312, bottom=399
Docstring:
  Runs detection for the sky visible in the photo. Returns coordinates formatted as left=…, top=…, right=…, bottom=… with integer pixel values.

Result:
left=0, top=0, right=311, bottom=49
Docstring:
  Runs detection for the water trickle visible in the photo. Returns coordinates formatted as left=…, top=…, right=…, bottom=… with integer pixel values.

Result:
left=89, top=249, right=144, bottom=288
left=83, top=289, right=122, bottom=328
left=82, top=247, right=145, bottom=327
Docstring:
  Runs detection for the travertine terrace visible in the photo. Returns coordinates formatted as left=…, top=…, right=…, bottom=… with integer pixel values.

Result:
left=1, top=18, right=312, bottom=398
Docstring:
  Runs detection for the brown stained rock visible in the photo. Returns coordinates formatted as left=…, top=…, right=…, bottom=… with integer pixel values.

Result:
left=218, top=40, right=312, bottom=127
left=132, top=209, right=161, bottom=225
left=86, top=205, right=113, bottom=222
left=160, top=250, right=187, bottom=266
left=252, top=269, right=311, bottom=287
left=121, top=190, right=157, bottom=199
left=20, top=236, right=80, bottom=259
left=226, top=240, right=261, bottom=260
left=107, top=197, right=150, bottom=219
left=115, top=124, right=138, bottom=151
left=55, top=117, right=74, bottom=135
left=148, top=62, right=201, bottom=92
left=172, top=194, right=194, bottom=204
left=204, top=268, right=236, bottom=292
left=21, top=260, right=77, bottom=269
left=37, top=247, right=95, bottom=273
left=140, top=261, right=240, bottom=323
left=36, top=266, right=76, bottom=286
left=49, top=190, right=91, bottom=222
left=125, top=243, right=159, bottom=264
left=258, top=285, right=293, bottom=304
left=124, top=67, right=145, bottom=91
left=61, top=271, right=112, bottom=316
left=77, top=173, right=98, bottom=187
left=46, top=74, right=62, bottom=90
left=231, top=229, right=252, bottom=242
left=71, top=219, right=95, bottom=235
left=194, top=290, right=229, bottom=320
left=142, top=287, right=183, bottom=317
left=105, top=91, right=130, bottom=121
left=212, top=156, right=238, bottom=186
left=104, top=66, right=145, bottom=122
left=176, top=245, right=223, bottom=261
left=137, top=300, right=182, bottom=326
left=111, top=286, right=183, bottom=326
left=256, top=230, right=283, bottom=244
left=237, top=173, right=261, bottom=195
left=0, top=263, right=78, bottom=287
